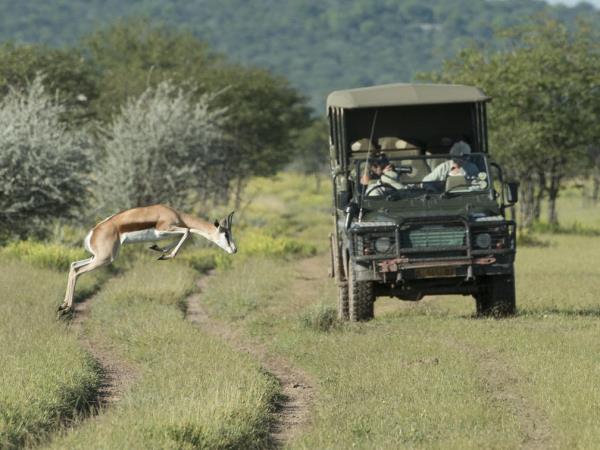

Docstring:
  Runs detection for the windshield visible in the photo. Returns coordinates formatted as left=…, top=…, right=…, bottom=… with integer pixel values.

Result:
left=355, top=153, right=491, bottom=199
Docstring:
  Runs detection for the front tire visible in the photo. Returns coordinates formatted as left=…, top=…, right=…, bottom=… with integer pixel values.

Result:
left=337, top=282, right=349, bottom=320
left=348, top=268, right=375, bottom=321
left=475, top=274, right=516, bottom=317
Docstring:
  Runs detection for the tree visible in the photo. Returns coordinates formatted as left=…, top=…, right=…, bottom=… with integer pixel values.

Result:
left=0, top=76, right=91, bottom=239
left=83, top=20, right=312, bottom=205
left=0, top=43, right=98, bottom=125
left=422, top=19, right=600, bottom=228
left=291, top=118, right=329, bottom=191
left=200, top=66, right=311, bottom=206
left=82, top=19, right=219, bottom=123
left=95, top=80, right=228, bottom=213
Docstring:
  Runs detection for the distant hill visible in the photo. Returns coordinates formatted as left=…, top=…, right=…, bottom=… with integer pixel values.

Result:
left=0, top=0, right=597, bottom=112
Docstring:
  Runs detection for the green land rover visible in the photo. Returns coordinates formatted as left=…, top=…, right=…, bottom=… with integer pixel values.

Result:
left=327, top=83, right=519, bottom=321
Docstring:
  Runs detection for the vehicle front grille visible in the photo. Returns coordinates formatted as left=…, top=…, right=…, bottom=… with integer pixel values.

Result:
left=400, top=224, right=466, bottom=248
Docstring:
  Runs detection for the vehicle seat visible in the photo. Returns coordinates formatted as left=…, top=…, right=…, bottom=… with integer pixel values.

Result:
left=378, top=136, right=400, bottom=151
left=445, top=175, right=468, bottom=191
left=396, top=141, right=430, bottom=182
left=351, top=138, right=376, bottom=152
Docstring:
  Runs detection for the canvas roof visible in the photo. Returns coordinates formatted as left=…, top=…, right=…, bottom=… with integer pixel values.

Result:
left=327, top=83, right=489, bottom=109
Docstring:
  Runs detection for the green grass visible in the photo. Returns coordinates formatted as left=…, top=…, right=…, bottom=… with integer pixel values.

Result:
left=46, top=260, right=279, bottom=449
left=0, top=260, right=102, bottom=448
left=200, top=232, right=600, bottom=448
left=1, top=240, right=89, bottom=272
left=4, top=172, right=600, bottom=448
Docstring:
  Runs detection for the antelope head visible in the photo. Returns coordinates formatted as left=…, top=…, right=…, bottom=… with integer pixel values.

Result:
left=213, top=211, right=237, bottom=254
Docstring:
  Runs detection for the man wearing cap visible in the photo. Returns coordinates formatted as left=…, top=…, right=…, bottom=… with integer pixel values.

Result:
left=422, top=141, right=479, bottom=182
left=360, top=153, right=404, bottom=196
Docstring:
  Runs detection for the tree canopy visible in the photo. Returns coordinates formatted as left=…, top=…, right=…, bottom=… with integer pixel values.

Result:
left=424, top=19, right=600, bottom=228
left=0, top=0, right=598, bottom=111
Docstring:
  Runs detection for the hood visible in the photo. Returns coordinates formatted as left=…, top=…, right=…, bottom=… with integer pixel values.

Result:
left=360, top=193, right=501, bottom=224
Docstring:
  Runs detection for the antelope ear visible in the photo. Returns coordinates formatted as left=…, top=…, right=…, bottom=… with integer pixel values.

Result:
left=213, top=220, right=219, bottom=228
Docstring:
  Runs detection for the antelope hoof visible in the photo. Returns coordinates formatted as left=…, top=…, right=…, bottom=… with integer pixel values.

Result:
left=149, top=244, right=164, bottom=253
left=158, top=254, right=172, bottom=261
left=57, top=305, right=73, bottom=320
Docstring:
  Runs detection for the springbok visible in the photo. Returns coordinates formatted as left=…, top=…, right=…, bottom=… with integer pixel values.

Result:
left=58, top=204, right=236, bottom=316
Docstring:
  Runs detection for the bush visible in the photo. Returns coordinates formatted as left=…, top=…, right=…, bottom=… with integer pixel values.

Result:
left=517, top=233, right=551, bottom=248
left=0, top=75, right=91, bottom=239
left=300, top=304, right=341, bottom=332
left=1, top=240, right=87, bottom=271
left=240, top=230, right=316, bottom=259
left=95, top=80, right=228, bottom=212
left=178, top=248, right=219, bottom=273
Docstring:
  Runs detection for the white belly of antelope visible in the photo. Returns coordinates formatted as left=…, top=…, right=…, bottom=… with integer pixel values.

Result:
left=119, top=228, right=164, bottom=245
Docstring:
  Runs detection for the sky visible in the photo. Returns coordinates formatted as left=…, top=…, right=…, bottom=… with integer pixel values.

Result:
left=546, top=0, right=600, bottom=6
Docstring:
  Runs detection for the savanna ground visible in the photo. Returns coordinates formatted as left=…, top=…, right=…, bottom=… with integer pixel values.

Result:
left=1, top=174, right=599, bottom=449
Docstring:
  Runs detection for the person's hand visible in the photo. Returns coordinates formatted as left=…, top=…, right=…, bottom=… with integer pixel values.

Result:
left=360, top=173, right=370, bottom=185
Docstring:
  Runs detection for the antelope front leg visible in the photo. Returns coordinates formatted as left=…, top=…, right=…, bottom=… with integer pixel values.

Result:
left=158, top=228, right=190, bottom=260
left=149, top=240, right=178, bottom=253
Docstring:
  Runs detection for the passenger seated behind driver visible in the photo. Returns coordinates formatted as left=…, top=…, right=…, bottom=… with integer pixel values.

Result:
left=360, top=153, right=404, bottom=196
left=422, top=141, right=479, bottom=182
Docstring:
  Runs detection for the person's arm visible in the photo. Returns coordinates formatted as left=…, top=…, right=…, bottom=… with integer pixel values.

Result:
left=381, top=168, right=404, bottom=189
left=423, top=161, right=448, bottom=182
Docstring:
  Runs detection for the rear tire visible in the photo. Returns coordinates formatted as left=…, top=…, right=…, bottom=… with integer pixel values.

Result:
left=348, top=268, right=375, bottom=321
left=475, top=274, right=516, bottom=317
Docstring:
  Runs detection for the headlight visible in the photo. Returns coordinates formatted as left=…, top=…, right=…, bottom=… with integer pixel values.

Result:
left=374, top=236, right=393, bottom=253
left=475, top=233, right=492, bottom=248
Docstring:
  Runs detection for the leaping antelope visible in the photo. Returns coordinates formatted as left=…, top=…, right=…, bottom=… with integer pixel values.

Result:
left=58, top=204, right=236, bottom=316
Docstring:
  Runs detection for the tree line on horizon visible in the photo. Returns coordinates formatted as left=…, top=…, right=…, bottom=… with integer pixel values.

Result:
left=0, top=0, right=598, bottom=111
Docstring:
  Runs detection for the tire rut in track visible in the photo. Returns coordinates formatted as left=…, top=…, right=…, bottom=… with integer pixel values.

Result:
left=186, top=273, right=315, bottom=448
left=70, top=292, right=136, bottom=417
left=449, top=339, right=553, bottom=449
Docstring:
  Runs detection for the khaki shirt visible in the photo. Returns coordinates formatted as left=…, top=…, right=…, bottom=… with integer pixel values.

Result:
left=422, top=160, right=479, bottom=182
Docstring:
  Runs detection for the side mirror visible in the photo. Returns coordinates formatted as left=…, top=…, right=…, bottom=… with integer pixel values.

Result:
left=344, top=202, right=360, bottom=229
left=506, top=182, right=519, bottom=204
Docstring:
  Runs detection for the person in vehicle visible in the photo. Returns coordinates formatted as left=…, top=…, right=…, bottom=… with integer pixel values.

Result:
left=360, top=153, right=404, bottom=196
left=422, top=141, right=479, bottom=182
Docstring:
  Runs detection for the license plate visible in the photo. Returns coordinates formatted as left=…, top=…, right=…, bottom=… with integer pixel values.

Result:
left=414, top=266, right=457, bottom=278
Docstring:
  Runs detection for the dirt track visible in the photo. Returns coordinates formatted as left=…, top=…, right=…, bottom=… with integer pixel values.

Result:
left=70, top=293, right=136, bottom=414
left=186, top=273, right=315, bottom=447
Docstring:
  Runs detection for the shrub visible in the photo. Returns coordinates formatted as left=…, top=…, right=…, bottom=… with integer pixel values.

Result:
left=0, top=75, right=91, bottom=239
left=95, top=80, right=228, bottom=212
left=178, top=248, right=219, bottom=273
left=240, top=230, right=316, bottom=259
left=1, top=240, right=87, bottom=271
left=300, top=304, right=341, bottom=332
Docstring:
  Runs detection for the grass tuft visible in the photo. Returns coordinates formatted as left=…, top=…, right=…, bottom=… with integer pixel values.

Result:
left=300, top=304, right=341, bottom=332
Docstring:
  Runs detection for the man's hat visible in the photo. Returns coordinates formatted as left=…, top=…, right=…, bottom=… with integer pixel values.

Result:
left=449, top=141, right=472, bottom=158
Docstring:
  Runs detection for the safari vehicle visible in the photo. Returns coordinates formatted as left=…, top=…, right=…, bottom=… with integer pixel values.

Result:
left=327, top=83, right=519, bottom=321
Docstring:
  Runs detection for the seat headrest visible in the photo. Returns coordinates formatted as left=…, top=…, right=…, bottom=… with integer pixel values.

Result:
left=378, top=136, right=399, bottom=150
left=351, top=138, right=376, bottom=152
left=396, top=148, right=421, bottom=156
